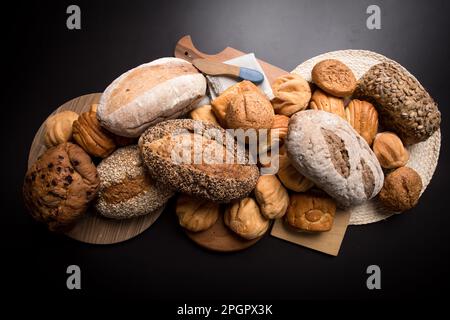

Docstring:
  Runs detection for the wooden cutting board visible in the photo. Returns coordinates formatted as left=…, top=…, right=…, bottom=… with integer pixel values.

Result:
left=27, top=93, right=164, bottom=244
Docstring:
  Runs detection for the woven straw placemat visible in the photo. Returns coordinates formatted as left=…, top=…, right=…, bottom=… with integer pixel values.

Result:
left=292, top=50, right=441, bottom=225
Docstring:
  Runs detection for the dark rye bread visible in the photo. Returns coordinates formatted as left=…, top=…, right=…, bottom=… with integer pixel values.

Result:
left=139, top=119, right=260, bottom=202
left=354, top=62, right=440, bottom=145
left=23, top=143, right=100, bottom=231
left=286, top=110, right=384, bottom=207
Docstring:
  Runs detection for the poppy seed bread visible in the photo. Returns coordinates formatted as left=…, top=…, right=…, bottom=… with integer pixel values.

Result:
left=139, top=119, right=260, bottom=202
left=95, top=145, right=174, bottom=219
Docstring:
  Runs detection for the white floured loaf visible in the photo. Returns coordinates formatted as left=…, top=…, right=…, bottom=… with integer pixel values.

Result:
left=97, top=57, right=207, bottom=137
left=286, top=110, right=384, bottom=207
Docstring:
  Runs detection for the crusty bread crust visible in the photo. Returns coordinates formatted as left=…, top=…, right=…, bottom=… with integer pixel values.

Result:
left=98, top=58, right=207, bottom=137
left=286, top=110, right=384, bottom=207
left=139, top=119, right=260, bottom=203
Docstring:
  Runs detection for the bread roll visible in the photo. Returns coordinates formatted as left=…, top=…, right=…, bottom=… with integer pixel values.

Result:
left=98, top=57, right=207, bottom=137
left=286, top=110, right=384, bottom=207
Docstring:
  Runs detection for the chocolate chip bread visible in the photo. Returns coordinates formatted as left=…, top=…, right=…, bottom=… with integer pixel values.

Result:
left=354, top=62, right=440, bottom=144
left=23, top=142, right=100, bottom=231
left=286, top=110, right=384, bottom=207
left=139, top=119, right=260, bottom=202
left=95, top=145, right=174, bottom=219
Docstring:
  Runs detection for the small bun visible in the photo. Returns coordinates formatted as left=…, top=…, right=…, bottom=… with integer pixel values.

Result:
left=176, top=194, right=220, bottom=232
left=224, top=197, right=269, bottom=240
left=271, top=74, right=311, bottom=116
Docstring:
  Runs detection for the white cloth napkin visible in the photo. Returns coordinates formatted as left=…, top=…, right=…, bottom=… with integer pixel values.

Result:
left=206, top=53, right=274, bottom=100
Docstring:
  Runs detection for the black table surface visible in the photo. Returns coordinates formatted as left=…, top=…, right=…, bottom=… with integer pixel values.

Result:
left=4, top=0, right=450, bottom=300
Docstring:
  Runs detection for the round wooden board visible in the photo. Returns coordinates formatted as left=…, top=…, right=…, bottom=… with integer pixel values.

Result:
left=185, top=212, right=267, bottom=252
left=27, top=93, right=164, bottom=245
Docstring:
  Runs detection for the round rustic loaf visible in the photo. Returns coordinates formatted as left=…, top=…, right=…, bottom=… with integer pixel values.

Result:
left=97, top=57, right=207, bottom=137
left=286, top=110, right=384, bottom=207
left=95, top=145, right=174, bottom=219
left=354, top=62, right=440, bottom=145
left=139, top=119, right=260, bottom=202
left=23, top=142, right=100, bottom=231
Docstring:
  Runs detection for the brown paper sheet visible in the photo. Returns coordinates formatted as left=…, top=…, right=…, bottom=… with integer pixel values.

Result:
left=270, top=209, right=351, bottom=256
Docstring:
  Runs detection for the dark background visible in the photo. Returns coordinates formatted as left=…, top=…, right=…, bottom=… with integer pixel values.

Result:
left=3, top=0, right=450, bottom=301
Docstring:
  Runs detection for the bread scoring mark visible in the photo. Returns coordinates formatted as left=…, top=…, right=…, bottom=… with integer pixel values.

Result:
left=321, top=128, right=350, bottom=178
left=360, top=158, right=375, bottom=198
left=107, top=63, right=199, bottom=115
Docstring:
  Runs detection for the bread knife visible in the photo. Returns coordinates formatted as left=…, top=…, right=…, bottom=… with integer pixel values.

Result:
left=192, top=58, right=264, bottom=84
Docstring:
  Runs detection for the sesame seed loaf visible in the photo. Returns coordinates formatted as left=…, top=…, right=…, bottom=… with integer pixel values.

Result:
left=354, top=62, right=440, bottom=145
left=286, top=110, right=384, bottom=207
left=97, top=57, right=207, bottom=138
left=139, top=119, right=260, bottom=203
left=95, top=145, right=174, bottom=219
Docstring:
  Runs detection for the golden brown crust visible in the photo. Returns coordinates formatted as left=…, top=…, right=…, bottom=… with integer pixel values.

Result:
left=309, top=89, right=346, bottom=119
left=108, top=63, right=199, bottom=114
left=224, top=197, right=269, bottom=240
left=72, top=104, right=116, bottom=158
left=23, top=142, right=100, bottom=231
left=176, top=194, right=220, bottom=232
left=277, top=146, right=314, bottom=192
left=139, top=119, right=259, bottom=202
left=378, top=167, right=422, bottom=211
left=254, top=175, right=289, bottom=219
left=311, top=59, right=356, bottom=97
left=225, top=91, right=274, bottom=130
left=285, top=192, right=336, bottom=232
left=345, top=99, right=378, bottom=146
left=271, top=74, right=311, bottom=116
left=211, top=80, right=264, bottom=126
left=189, top=105, right=220, bottom=126
left=373, top=132, right=409, bottom=169
left=44, top=111, right=79, bottom=147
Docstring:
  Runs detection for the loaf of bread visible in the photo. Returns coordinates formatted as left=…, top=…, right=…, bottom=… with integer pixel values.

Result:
left=286, top=110, right=384, bottom=207
left=139, top=119, right=260, bottom=202
left=95, top=145, right=174, bottom=219
left=354, top=62, right=440, bottom=144
left=23, top=143, right=100, bottom=231
left=97, top=57, right=207, bottom=137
